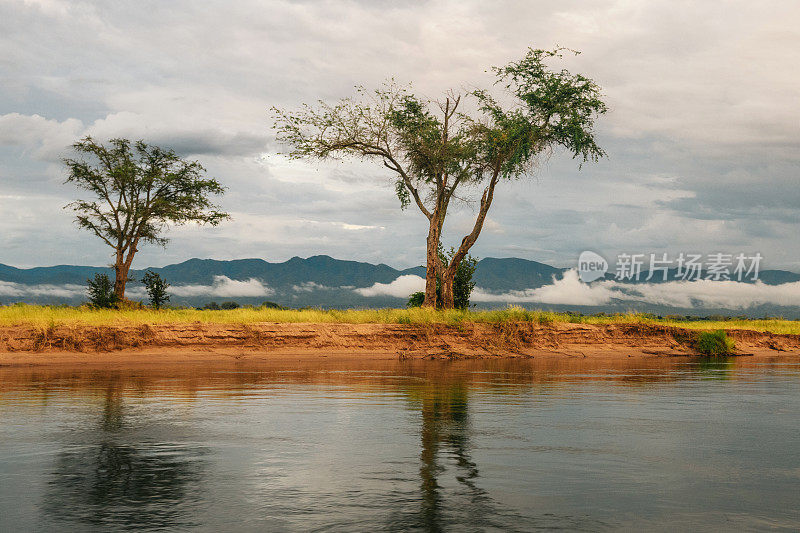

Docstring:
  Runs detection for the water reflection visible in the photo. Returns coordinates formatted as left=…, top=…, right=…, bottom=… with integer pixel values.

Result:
left=41, top=379, right=205, bottom=530
left=1, top=355, right=799, bottom=531
left=414, top=382, right=477, bottom=531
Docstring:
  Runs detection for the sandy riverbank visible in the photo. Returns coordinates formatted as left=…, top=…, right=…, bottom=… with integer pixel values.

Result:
left=1, top=321, right=799, bottom=367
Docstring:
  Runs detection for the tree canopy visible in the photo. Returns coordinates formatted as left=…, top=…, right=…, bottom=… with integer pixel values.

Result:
left=274, top=47, right=607, bottom=308
left=64, top=137, right=228, bottom=298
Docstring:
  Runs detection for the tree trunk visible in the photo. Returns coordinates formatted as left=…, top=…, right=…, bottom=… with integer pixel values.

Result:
left=439, top=172, right=501, bottom=309
left=113, top=261, right=128, bottom=300
left=113, top=240, right=139, bottom=301
left=424, top=218, right=440, bottom=308
left=112, top=247, right=126, bottom=300
left=440, top=275, right=454, bottom=309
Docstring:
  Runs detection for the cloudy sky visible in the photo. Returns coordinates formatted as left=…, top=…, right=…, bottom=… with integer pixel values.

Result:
left=1, top=0, right=798, bottom=271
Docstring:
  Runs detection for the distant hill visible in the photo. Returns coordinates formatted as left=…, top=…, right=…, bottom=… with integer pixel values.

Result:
left=0, top=255, right=798, bottom=317
left=0, top=255, right=564, bottom=292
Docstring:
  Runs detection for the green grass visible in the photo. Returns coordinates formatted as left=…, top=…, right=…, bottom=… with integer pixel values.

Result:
left=0, top=304, right=798, bottom=334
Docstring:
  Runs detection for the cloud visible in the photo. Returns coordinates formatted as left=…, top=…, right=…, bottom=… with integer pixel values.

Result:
left=168, top=275, right=274, bottom=298
left=0, top=111, right=268, bottom=161
left=1, top=0, right=800, bottom=271
left=88, top=111, right=269, bottom=157
left=473, top=269, right=800, bottom=309
left=292, top=281, right=329, bottom=292
left=0, top=281, right=85, bottom=299
left=354, top=275, right=425, bottom=298
left=472, top=270, right=614, bottom=306
left=340, top=223, right=384, bottom=231
left=0, top=277, right=272, bottom=301
left=0, top=113, right=83, bottom=161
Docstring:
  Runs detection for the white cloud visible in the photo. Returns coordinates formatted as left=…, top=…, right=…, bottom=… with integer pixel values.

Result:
left=0, top=113, right=83, bottom=161
left=472, top=270, right=615, bottom=306
left=473, top=269, right=800, bottom=309
left=0, top=281, right=85, bottom=299
left=168, top=275, right=274, bottom=298
left=292, top=281, right=329, bottom=292
left=340, top=223, right=384, bottom=231
left=354, top=275, right=425, bottom=298
left=1, top=0, right=800, bottom=271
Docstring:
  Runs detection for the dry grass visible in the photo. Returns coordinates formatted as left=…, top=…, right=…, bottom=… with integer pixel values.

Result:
left=0, top=304, right=798, bottom=334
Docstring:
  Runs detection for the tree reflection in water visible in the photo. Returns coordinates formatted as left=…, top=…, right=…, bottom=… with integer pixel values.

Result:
left=406, top=379, right=495, bottom=532
left=400, top=364, right=609, bottom=532
left=43, top=378, right=204, bottom=530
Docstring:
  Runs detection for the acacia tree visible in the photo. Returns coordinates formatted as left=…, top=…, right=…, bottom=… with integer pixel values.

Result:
left=439, top=49, right=607, bottom=306
left=274, top=85, right=474, bottom=306
left=141, top=270, right=170, bottom=309
left=274, top=48, right=606, bottom=308
left=64, top=137, right=228, bottom=300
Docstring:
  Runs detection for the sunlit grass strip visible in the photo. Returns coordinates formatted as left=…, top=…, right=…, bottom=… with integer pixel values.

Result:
left=0, top=304, right=798, bottom=334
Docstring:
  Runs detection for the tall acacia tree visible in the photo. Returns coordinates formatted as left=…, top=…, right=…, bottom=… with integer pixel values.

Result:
left=274, top=48, right=606, bottom=308
left=274, top=85, right=474, bottom=306
left=64, top=137, right=229, bottom=300
left=439, top=49, right=607, bottom=306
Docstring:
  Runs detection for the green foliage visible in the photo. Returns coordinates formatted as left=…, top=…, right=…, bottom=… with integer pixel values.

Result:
left=199, top=301, right=246, bottom=311
left=64, top=137, right=229, bottom=298
left=141, top=270, right=170, bottom=309
left=477, top=48, right=607, bottom=174
left=65, top=137, right=229, bottom=249
left=407, top=291, right=425, bottom=308
left=449, top=251, right=477, bottom=310
left=260, top=301, right=284, bottom=309
left=438, top=247, right=477, bottom=309
left=273, top=51, right=606, bottom=310
left=564, top=311, right=585, bottom=323
left=405, top=249, right=478, bottom=309
left=86, top=273, right=117, bottom=309
left=695, top=330, right=736, bottom=356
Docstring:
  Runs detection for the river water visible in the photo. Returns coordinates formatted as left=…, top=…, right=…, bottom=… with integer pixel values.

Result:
left=1, top=356, right=799, bottom=531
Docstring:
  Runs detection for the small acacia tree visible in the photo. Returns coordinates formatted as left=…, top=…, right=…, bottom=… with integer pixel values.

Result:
left=87, top=273, right=117, bottom=308
left=64, top=137, right=228, bottom=300
left=141, top=270, right=170, bottom=309
left=274, top=48, right=606, bottom=308
left=443, top=248, right=477, bottom=310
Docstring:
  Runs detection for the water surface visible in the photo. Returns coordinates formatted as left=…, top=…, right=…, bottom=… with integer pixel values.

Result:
left=1, top=356, right=799, bottom=531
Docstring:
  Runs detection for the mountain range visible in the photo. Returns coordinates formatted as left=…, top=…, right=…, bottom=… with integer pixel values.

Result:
left=0, top=255, right=564, bottom=293
left=1, top=255, right=798, bottom=317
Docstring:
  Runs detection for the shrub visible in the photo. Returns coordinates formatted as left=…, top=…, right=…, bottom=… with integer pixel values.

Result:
left=406, top=248, right=478, bottom=309
left=220, top=301, right=240, bottom=310
left=407, top=291, right=425, bottom=308
left=695, top=330, right=735, bottom=356
left=86, top=273, right=117, bottom=309
left=141, top=270, right=170, bottom=309
left=116, top=299, right=145, bottom=310
left=565, top=311, right=584, bottom=323
left=450, top=252, right=477, bottom=309
left=537, top=313, right=555, bottom=325
left=201, top=302, right=220, bottom=310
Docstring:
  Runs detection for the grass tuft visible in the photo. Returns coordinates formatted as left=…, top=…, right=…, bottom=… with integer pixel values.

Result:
left=695, top=330, right=736, bottom=356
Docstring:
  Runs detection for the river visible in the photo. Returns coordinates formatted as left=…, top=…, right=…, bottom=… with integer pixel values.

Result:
left=1, top=356, right=799, bottom=531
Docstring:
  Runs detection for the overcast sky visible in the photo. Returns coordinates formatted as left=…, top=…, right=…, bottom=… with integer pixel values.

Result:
left=1, top=0, right=798, bottom=271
